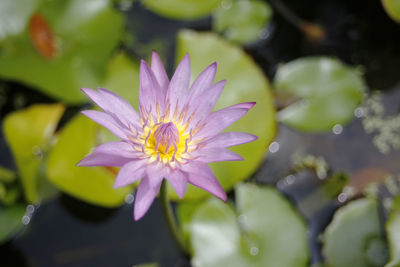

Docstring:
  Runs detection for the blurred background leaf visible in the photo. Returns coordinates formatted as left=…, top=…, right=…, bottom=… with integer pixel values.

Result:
left=382, top=0, right=400, bottom=23
left=0, top=204, right=25, bottom=244
left=213, top=0, right=273, bottom=45
left=183, top=183, right=308, bottom=267
left=0, top=0, right=124, bottom=103
left=3, top=103, right=65, bottom=203
left=386, top=196, right=400, bottom=267
left=274, top=57, right=365, bottom=132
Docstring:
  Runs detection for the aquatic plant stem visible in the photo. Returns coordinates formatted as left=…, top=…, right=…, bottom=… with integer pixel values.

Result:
left=160, top=179, right=190, bottom=258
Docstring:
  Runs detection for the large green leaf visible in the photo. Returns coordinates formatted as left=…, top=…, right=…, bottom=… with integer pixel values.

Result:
left=0, top=0, right=41, bottom=40
left=3, top=103, right=65, bottom=203
left=213, top=0, right=273, bottom=44
left=274, top=57, right=365, bottom=132
left=322, top=198, right=388, bottom=267
left=0, top=204, right=25, bottom=243
left=175, top=30, right=276, bottom=201
left=46, top=114, right=132, bottom=207
left=141, top=0, right=222, bottom=20
left=184, top=183, right=308, bottom=267
left=382, top=0, right=400, bottom=23
left=0, top=0, right=124, bottom=103
left=386, top=196, right=400, bottom=267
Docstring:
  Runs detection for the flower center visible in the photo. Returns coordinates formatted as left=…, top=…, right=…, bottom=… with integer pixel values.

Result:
left=153, top=122, right=180, bottom=155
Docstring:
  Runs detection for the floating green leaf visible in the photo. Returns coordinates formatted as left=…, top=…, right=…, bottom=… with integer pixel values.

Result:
left=386, top=196, right=400, bottom=267
left=323, top=198, right=388, bottom=267
left=184, top=183, right=308, bottom=267
left=47, top=115, right=132, bottom=207
left=382, top=0, right=400, bottom=23
left=0, top=204, right=25, bottom=243
left=213, top=0, right=272, bottom=44
left=175, top=30, right=276, bottom=201
left=3, top=103, right=65, bottom=203
left=274, top=57, right=365, bottom=132
left=0, top=0, right=40, bottom=40
left=142, top=0, right=222, bottom=20
left=0, top=0, right=124, bottom=103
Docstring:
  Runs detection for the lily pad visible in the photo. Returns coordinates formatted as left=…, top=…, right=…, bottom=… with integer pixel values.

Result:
left=213, top=0, right=273, bottom=44
left=183, top=183, right=308, bottom=267
left=46, top=114, right=132, bottom=207
left=0, top=204, right=25, bottom=243
left=3, top=103, right=65, bottom=203
left=141, top=0, right=222, bottom=20
left=322, top=198, right=388, bottom=267
left=274, top=57, right=365, bottom=132
left=0, top=0, right=124, bottom=103
left=175, top=30, right=276, bottom=201
left=382, top=0, right=400, bottom=23
left=386, top=196, right=400, bottom=267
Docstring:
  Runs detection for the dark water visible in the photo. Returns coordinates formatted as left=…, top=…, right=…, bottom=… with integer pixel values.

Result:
left=1, top=0, right=400, bottom=266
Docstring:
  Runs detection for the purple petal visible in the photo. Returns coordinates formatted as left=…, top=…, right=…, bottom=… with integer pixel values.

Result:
left=194, top=107, right=250, bottom=140
left=186, top=80, right=225, bottom=126
left=166, top=170, right=187, bottom=198
left=151, top=51, right=169, bottom=90
left=187, top=62, right=217, bottom=103
left=192, top=148, right=243, bottom=163
left=77, top=141, right=137, bottom=167
left=134, top=176, right=162, bottom=220
left=81, top=110, right=128, bottom=139
left=139, top=60, right=165, bottom=117
left=81, top=88, right=140, bottom=129
left=181, top=162, right=227, bottom=201
left=225, top=102, right=256, bottom=110
left=201, top=132, right=258, bottom=149
left=114, top=159, right=147, bottom=188
left=146, top=162, right=166, bottom=188
left=166, top=54, right=190, bottom=119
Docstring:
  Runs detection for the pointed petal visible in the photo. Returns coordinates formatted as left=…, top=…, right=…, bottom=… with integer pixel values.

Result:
left=81, top=110, right=128, bottom=139
left=146, top=162, right=166, bottom=188
left=77, top=141, right=137, bottom=167
left=134, top=176, right=162, bottom=220
left=194, top=107, right=249, bottom=140
left=186, top=80, right=225, bottom=126
left=201, top=132, right=258, bottom=149
left=181, top=162, right=227, bottom=201
left=187, top=62, right=217, bottom=102
left=139, top=60, right=165, bottom=117
left=114, top=159, right=147, bottom=188
left=151, top=51, right=169, bottom=90
left=166, top=170, right=187, bottom=198
left=81, top=88, right=140, bottom=129
left=166, top=54, right=190, bottom=118
left=192, top=148, right=243, bottom=163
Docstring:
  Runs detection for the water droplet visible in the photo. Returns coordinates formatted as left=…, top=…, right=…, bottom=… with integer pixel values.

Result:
left=32, top=145, right=43, bottom=159
left=250, top=246, right=259, bottom=256
left=354, top=107, right=364, bottom=118
left=338, top=193, right=347, bottom=203
left=286, top=174, right=295, bottom=185
left=125, top=193, right=134, bottom=204
left=332, top=124, right=343, bottom=135
left=26, top=204, right=35, bottom=214
left=221, top=0, right=232, bottom=10
left=268, top=141, right=280, bottom=153
left=22, top=215, right=30, bottom=225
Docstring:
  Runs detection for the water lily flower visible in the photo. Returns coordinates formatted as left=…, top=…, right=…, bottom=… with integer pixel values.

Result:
left=78, top=52, right=257, bottom=220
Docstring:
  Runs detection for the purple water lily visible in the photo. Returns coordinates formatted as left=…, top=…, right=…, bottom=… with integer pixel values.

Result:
left=78, top=52, right=257, bottom=220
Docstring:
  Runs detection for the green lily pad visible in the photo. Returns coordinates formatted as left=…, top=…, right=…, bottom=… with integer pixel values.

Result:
left=213, top=0, right=273, bottom=44
left=382, top=0, right=400, bottom=23
left=0, top=0, right=41, bottom=41
left=141, top=0, right=222, bottom=20
left=322, top=198, right=388, bottom=267
left=0, top=0, right=124, bottom=103
left=274, top=57, right=365, bottom=132
left=174, top=30, right=276, bottom=201
left=0, top=204, right=25, bottom=243
left=46, top=114, right=132, bottom=207
left=183, top=183, right=308, bottom=267
left=3, top=103, right=65, bottom=203
left=386, top=196, right=400, bottom=267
